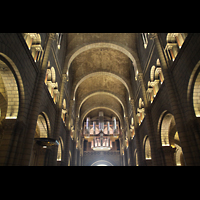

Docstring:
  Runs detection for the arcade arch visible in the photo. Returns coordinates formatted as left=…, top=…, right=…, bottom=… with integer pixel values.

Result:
left=158, top=111, right=184, bottom=166
left=30, top=112, right=52, bottom=166
left=0, top=53, right=25, bottom=122
left=72, top=71, right=133, bottom=101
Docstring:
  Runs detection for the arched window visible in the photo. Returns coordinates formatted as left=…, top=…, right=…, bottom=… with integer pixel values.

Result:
left=53, top=82, right=59, bottom=103
left=165, top=33, right=188, bottom=62
left=57, top=137, right=64, bottom=161
left=187, top=60, right=200, bottom=118
left=130, top=117, right=135, bottom=139
left=23, top=33, right=43, bottom=62
left=137, top=98, right=145, bottom=125
left=158, top=111, right=184, bottom=166
left=192, top=70, right=200, bottom=117
left=134, top=149, right=139, bottom=166
left=35, top=113, right=51, bottom=138
left=141, top=33, right=149, bottom=49
left=30, top=112, right=52, bottom=166
left=51, top=67, right=56, bottom=83
left=0, top=59, right=19, bottom=120
left=61, top=99, right=68, bottom=125
left=147, top=59, right=164, bottom=103
left=143, top=136, right=152, bottom=160
left=56, top=33, right=63, bottom=50
left=45, top=65, right=60, bottom=104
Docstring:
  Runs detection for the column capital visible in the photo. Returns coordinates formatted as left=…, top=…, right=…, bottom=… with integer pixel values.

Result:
left=75, top=116, right=79, bottom=123
left=137, top=72, right=144, bottom=82
left=49, top=33, right=56, bottom=41
left=62, top=73, right=68, bottom=82
left=124, top=116, right=129, bottom=123
left=149, top=33, right=158, bottom=40
left=129, top=99, right=135, bottom=107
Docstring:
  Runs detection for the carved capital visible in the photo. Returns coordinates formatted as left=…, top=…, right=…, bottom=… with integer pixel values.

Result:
left=149, top=33, right=158, bottom=40
left=124, top=117, right=129, bottom=124
left=62, top=74, right=68, bottom=83
left=75, top=116, right=79, bottom=124
left=129, top=99, right=135, bottom=107
left=49, top=33, right=56, bottom=41
left=137, top=72, right=144, bottom=82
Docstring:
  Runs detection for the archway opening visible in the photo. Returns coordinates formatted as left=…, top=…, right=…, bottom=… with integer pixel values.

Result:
left=159, top=112, right=184, bottom=166
left=193, top=69, right=200, bottom=117
left=0, top=59, right=19, bottom=121
left=57, top=137, right=64, bottom=163
left=30, top=113, right=51, bottom=166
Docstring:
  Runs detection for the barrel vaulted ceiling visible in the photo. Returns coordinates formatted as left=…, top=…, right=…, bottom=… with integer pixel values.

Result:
left=64, top=33, right=140, bottom=128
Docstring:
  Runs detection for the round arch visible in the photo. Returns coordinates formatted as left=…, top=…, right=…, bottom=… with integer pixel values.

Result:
left=65, top=42, right=140, bottom=79
left=77, top=91, right=126, bottom=117
left=143, top=135, right=152, bottom=160
left=134, top=149, right=139, bottom=166
left=0, top=53, right=25, bottom=121
left=91, top=160, right=113, bottom=166
left=35, top=112, right=51, bottom=138
left=187, top=60, right=200, bottom=118
left=159, top=112, right=176, bottom=146
left=72, top=71, right=133, bottom=100
left=51, top=67, right=56, bottom=83
left=57, top=136, right=64, bottom=162
left=157, top=110, right=184, bottom=166
left=30, top=112, right=52, bottom=166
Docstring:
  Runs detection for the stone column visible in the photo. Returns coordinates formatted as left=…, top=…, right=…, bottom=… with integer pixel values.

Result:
left=8, top=120, right=26, bottom=166
left=119, top=129, right=124, bottom=166
left=64, top=128, right=71, bottom=166
left=0, top=119, right=17, bottom=165
left=137, top=73, right=161, bottom=166
left=128, top=140, right=134, bottom=166
left=71, top=140, right=77, bottom=166
left=50, top=74, right=68, bottom=166
left=74, top=116, right=79, bottom=141
left=162, top=146, right=176, bottom=166
left=20, top=33, right=56, bottom=166
left=124, top=117, right=130, bottom=140
left=68, top=100, right=75, bottom=131
left=71, top=116, right=79, bottom=166
left=124, top=148, right=128, bottom=166
left=129, top=99, right=143, bottom=166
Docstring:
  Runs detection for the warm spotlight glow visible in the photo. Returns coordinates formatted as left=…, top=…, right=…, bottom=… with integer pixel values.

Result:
left=5, top=116, right=17, bottom=119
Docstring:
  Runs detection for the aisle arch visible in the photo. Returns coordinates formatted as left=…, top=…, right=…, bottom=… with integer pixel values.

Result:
left=0, top=53, right=25, bottom=122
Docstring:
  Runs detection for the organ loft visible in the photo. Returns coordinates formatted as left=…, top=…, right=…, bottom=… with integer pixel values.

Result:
left=0, top=33, right=200, bottom=166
